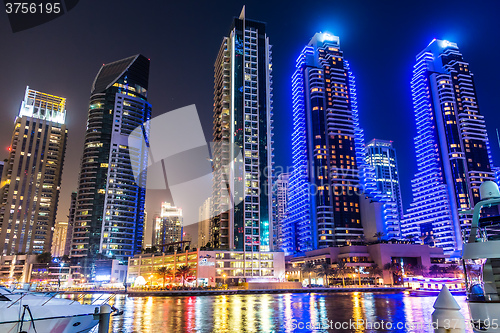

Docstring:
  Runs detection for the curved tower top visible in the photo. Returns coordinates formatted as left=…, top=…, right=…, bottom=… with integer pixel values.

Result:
left=91, top=54, right=149, bottom=98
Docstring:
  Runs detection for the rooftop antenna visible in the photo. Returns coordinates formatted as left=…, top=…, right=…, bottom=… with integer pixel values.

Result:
left=239, top=5, right=245, bottom=20
left=497, top=128, right=500, bottom=149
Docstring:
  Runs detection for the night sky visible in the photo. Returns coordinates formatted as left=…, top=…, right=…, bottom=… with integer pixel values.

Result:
left=1, top=0, right=500, bottom=226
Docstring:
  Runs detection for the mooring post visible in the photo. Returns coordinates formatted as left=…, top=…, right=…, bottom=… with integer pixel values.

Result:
left=432, top=285, right=466, bottom=332
left=98, top=304, right=112, bottom=333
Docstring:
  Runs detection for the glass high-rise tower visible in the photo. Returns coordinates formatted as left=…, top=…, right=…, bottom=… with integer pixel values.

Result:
left=211, top=8, right=274, bottom=253
left=63, top=191, right=77, bottom=256
left=283, top=33, right=367, bottom=255
left=154, top=202, right=183, bottom=249
left=71, top=55, right=151, bottom=277
left=365, top=139, right=403, bottom=239
left=403, top=40, right=496, bottom=253
left=0, top=87, right=67, bottom=255
left=272, top=173, right=289, bottom=251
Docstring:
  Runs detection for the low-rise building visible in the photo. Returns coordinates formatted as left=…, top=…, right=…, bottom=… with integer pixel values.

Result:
left=0, top=255, right=72, bottom=288
left=30, top=262, right=71, bottom=287
left=287, top=243, right=449, bottom=285
left=127, top=250, right=285, bottom=287
left=0, top=254, right=37, bottom=284
left=94, top=259, right=128, bottom=284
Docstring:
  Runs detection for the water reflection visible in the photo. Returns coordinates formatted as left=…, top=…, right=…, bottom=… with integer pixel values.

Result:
left=73, top=292, right=473, bottom=332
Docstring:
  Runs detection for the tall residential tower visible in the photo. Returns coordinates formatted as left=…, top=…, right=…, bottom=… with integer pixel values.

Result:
left=0, top=87, right=67, bottom=255
left=211, top=8, right=274, bottom=253
left=403, top=40, right=496, bottom=253
left=154, top=202, right=183, bottom=249
left=272, top=173, right=289, bottom=251
left=283, top=33, right=366, bottom=255
left=364, top=139, right=403, bottom=239
left=63, top=191, right=77, bottom=256
left=71, top=55, right=151, bottom=277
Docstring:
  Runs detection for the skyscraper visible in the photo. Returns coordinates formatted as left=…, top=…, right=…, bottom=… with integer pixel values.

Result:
left=63, top=191, right=76, bottom=256
left=364, top=139, right=403, bottom=239
left=71, top=55, right=151, bottom=276
left=403, top=40, right=496, bottom=253
left=154, top=202, right=182, bottom=249
left=198, top=197, right=211, bottom=248
left=0, top=87, right=67, bottom=255
left=51, top=221, right=68, bottom=258
left=283, top=33, right=366, bottom=255
left=211, top=8, right=274, bottom=252
left=272, top=173, right=289, bottom=251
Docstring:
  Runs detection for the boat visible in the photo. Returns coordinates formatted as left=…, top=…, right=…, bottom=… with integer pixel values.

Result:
left=462, top=181, right=500, bottom=332
left=0, top=286, right=102, bottom=333
left=405, top=276, right=466, bottom=296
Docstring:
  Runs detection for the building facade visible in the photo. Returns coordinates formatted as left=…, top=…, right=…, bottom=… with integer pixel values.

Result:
left=0, top=87, right=67, bottom=255
left=272, top=173, right=289, bottom=251
left=51, top=221, right=68, bottom=258
left=403, top=40, right=497, bottom=253
left=211, top=8, right=274, bottom=253
left=364, top=139, right=403, bottom=239
left=63, top=191, right=77, bottom=257
left=198, top=197, right=211, bottom=248
left=154, top=202, right=183, bottom=249
left=94, top=259, right=127, bottom=284
left=283, top=33, right=367, bottom=255
left=286, top=243, right=448, bottom=285
left=0, top=254, right=37, bottom=285
left=127, top=249, right=285, bottom=287
left=71, top=55, right=151, bottom=278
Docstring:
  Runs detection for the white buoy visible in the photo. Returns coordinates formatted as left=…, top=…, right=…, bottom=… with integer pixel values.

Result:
left=432, top=285, right=466, bottom=332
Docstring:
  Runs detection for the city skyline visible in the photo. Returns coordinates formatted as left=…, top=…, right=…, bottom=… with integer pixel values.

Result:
left=2, top=2, right=500, bottom=229
left=0, top=4, right=498, bottom=331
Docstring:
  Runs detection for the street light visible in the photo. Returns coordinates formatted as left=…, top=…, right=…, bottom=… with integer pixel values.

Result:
left=222, top=273, right=226, bottom=288
left=58, top=263, right=64, bottom=290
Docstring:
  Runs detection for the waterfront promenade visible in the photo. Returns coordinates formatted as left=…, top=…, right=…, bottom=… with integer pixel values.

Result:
left=60, top=286, right=407, bottom=297
left=127, top=286, right=407, bottom=296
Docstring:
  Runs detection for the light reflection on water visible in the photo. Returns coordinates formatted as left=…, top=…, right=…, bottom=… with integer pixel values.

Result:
left=79, top=292, right=473, bottom=333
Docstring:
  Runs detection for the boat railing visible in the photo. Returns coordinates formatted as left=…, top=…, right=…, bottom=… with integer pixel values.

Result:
left=462, top=227, right=488, bottom=243
left=6, top=290, right=119, bottom=308
left=6, top=293, right=28, bottom=308
left=41, top=292, right=63, bottom=306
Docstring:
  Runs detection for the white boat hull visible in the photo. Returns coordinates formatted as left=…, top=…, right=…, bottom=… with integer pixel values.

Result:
left=0, top=313, right=98, bottom=333
left=0, top=293, right=101, bottom=333
left=468, top=302, right=500, bottom=332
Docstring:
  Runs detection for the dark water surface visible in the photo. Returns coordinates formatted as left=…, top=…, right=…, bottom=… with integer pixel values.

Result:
left=85, top=292, right=473, bottom=333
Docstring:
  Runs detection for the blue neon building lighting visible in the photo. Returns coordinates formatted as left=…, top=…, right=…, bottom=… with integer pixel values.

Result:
left=402, top=40, right=497, bottom=254
left=283, top=33, right=378, bottom=255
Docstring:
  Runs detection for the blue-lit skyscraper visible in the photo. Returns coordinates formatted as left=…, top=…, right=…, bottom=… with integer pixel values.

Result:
left=283, top=33, right=367, bottom=255
left=364, top=139, right=403, bottom=239
left=403, top=40, right=496, bottom=254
